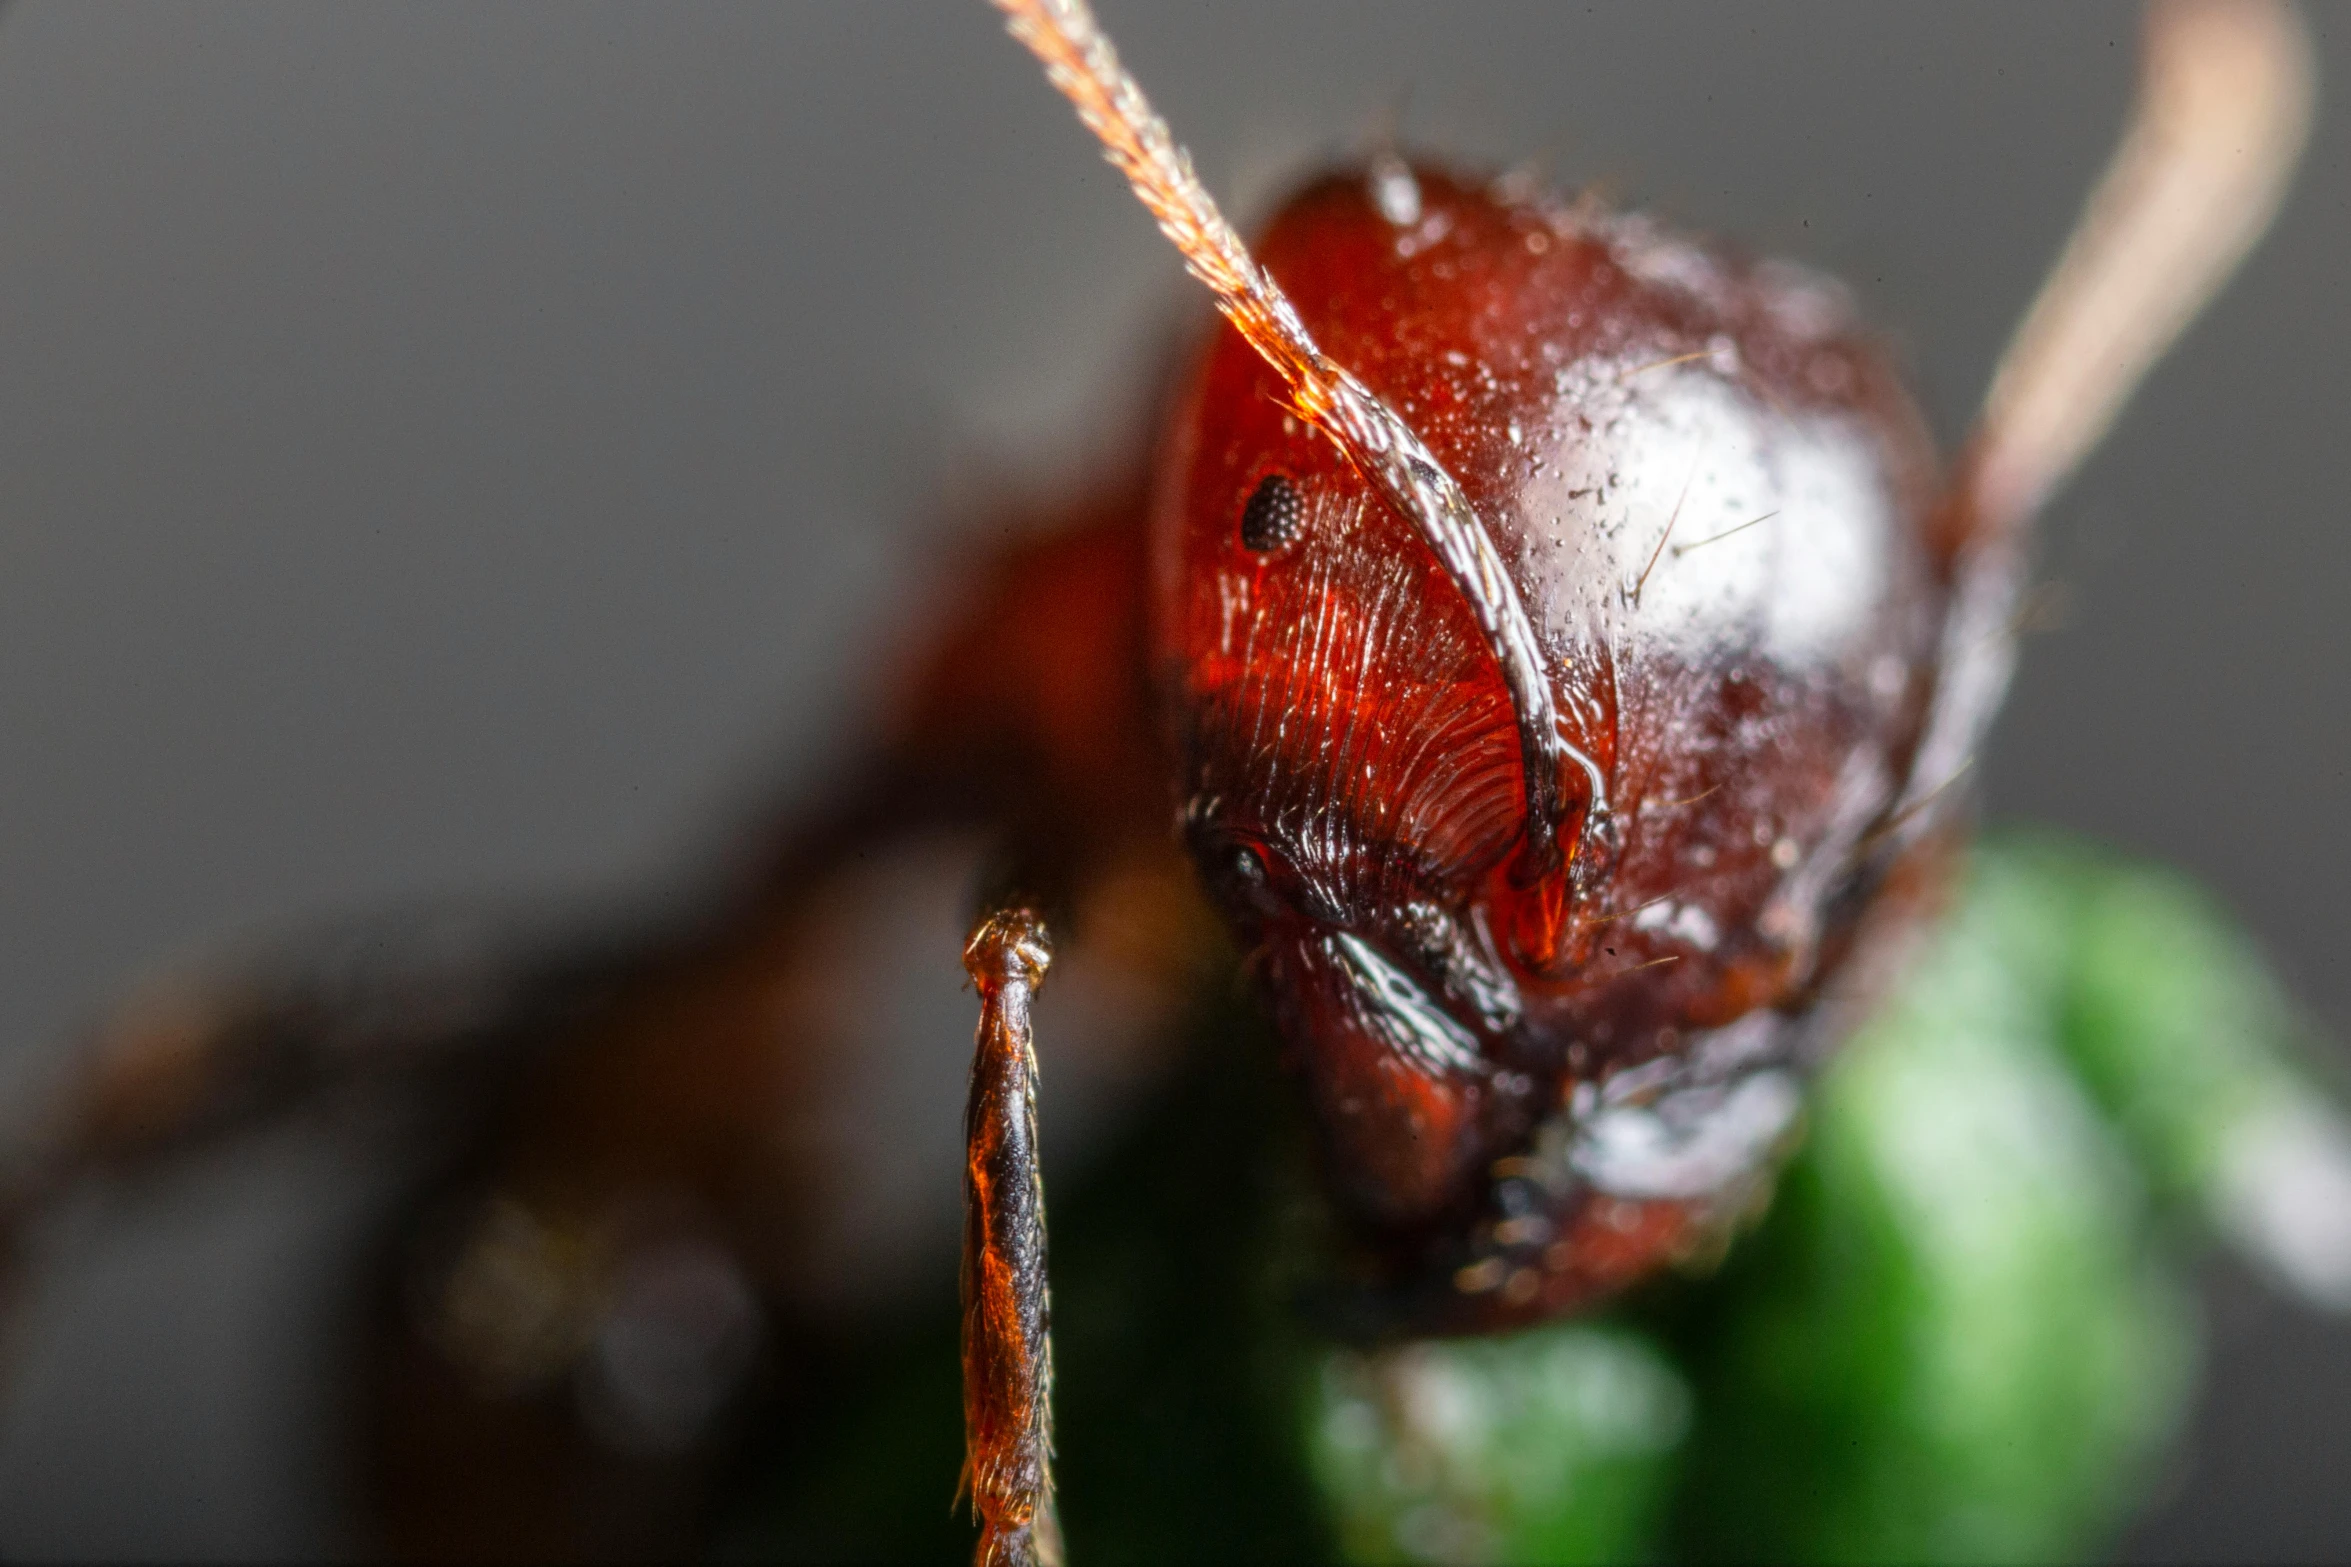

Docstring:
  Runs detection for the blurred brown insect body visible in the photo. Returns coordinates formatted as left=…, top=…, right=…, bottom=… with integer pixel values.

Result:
left=0, top=5, right=2314, bottom=1565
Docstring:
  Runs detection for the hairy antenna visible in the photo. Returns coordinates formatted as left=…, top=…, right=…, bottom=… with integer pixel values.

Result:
left=991, top=0, right=1573, bottom=874
left=1971, top=0, right=2314, bottom=535
left=1905, top=0, right=2315, bottom=815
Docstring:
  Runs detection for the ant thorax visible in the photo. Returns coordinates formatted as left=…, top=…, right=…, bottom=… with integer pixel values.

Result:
left=1157, top=162, right=1949, bottom=1314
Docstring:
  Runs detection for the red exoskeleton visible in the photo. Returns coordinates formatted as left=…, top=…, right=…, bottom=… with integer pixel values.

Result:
left=0, top=4, right=2312, bottom=1563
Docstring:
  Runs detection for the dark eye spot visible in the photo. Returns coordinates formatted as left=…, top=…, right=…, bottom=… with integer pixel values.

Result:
left=1239, top=473, right=1306, bottom=553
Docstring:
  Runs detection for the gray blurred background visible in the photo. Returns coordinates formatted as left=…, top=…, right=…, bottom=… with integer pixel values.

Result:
left=0, top=2, right=2341, bottom=1559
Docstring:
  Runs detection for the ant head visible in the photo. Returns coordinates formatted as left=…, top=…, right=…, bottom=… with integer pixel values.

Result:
left=1152, top=161, right=1945, bottom=1228
left=992, top=0, right=1950, bottom=1235
left=990, top=0, right=2312, bottom=1311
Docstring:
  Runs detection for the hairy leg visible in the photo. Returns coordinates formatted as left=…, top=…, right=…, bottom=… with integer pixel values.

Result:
left=960, top=900, right=1060, bottom=1567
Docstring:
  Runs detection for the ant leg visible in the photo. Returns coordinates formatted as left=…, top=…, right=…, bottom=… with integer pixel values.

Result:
left=0, top=919, right=540, bottom=1268
left=960, top=897, right=1061, bottom=1567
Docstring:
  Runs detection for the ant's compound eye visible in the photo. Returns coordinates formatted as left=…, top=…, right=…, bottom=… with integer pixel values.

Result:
left=1239, top=472, right=1306, bottom=553
left=1229, top=843, right=1271, bottom=892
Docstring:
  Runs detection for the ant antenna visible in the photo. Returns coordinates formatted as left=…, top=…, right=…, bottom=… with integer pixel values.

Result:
left=1906, top=0, right=2314, bottom=816
left=992, top=0, right=1574, bottom=875
left=1969, top=0, right=2313, bottom=536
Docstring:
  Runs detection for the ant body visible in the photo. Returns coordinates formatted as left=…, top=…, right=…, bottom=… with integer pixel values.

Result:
left=0, top=4, right=2325, bottom=1562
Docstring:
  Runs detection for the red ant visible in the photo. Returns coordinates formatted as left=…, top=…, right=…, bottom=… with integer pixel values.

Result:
left=0, top=4, right=2313, bottom=1563
left=970, top=1, right=2309, bottom=1559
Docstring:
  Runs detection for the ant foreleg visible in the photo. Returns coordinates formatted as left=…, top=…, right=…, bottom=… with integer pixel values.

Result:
left=959, top=897, right=1061, bottom=1567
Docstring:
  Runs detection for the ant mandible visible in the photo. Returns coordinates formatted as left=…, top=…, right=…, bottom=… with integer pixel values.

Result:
left=0, top=4, right=2310, bottom=1564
